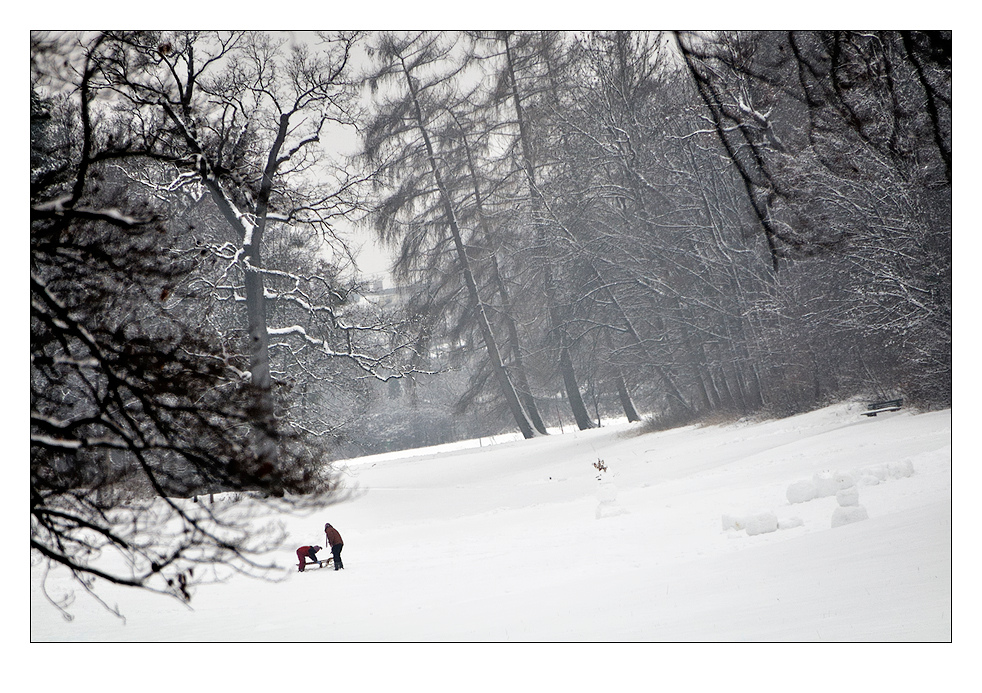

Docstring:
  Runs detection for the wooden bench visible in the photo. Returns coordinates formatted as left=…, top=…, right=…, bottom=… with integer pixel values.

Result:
left=862, top=398, right=903, bottom=417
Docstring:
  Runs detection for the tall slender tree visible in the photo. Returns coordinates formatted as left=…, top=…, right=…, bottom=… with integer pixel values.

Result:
left=488, top=31, right=596, bottom=429
left=363, top=32, right=537, bottom=437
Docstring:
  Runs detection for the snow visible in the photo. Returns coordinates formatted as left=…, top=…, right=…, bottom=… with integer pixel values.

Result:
left=28, top=401, right=955, bottom=684
left=831, top=504, right=870, bottom=528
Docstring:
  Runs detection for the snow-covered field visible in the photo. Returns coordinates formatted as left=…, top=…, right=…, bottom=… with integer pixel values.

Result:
left=30, top=401, right=953, bottom=679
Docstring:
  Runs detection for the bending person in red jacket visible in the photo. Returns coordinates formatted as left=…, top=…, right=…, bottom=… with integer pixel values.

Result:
left=324, top=523, right=344, bottom=570
left=296, top=545, right=322, bottom=572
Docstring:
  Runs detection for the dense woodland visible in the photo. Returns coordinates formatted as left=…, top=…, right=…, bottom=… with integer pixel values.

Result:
left=31, top=31, right=950, bottom=607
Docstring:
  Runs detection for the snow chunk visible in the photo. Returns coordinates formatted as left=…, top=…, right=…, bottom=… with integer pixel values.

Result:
left=831, top=505, right=869, bottom=528
left=888, top=460, right=915, bottom=479
left=787, top=480, right=817, bottom=504
left=812, top=473, right=839, bottom=498
left=787, top=472, right=845, bottom=502
left=722, top=512, right=778, bottom=535
left=744, top=512, right=778, bottom=536
left=836, top=487, right=860, bottom=507
left=787, top=461, right=913, bottom=503
left=862, top=460, right=914, bottom=482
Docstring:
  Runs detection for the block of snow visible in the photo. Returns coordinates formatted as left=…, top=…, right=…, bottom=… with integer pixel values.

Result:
left=786, top=480, right=817, bottom=504
left=744, top=512, right=778, bottom=536
left=888, top=460, right=914, bottom=479
left=868, top=464, right=890, bottom=481
left=836, top=487, right=860, bottom=507
left=723, top=512, right=779, bottom=534
left=850, top=460, right=914, bottom=485
left=831, top=505, right=869, bottom=528
left=812, top=473, right=839, bottom=498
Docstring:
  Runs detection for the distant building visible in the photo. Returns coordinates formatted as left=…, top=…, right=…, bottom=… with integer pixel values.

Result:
left=350, top=277, right=407, bottom=311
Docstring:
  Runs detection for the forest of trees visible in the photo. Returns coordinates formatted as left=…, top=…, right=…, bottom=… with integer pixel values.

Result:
left=31, top=30, right=950, bottom=609
left=349, top=30, right=950, bottom=444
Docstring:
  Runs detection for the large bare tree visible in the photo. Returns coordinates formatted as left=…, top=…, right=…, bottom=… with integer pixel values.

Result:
left=31, top=34, right=340, bottom=618
left=30, top=30, right=418, bottom=617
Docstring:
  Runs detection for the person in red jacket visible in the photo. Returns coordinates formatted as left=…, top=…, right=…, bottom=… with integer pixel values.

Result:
left=296, top=545, right=322, bottom=572
left=324, top=523, right=344, bottom=570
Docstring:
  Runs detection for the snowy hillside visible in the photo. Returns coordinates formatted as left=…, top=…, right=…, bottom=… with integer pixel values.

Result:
left=31, top=401, right=950, bottom=646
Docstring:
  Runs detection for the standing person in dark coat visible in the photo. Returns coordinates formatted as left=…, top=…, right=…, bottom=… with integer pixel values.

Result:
left=296, top=545, right=322, bottom=572
left=324, top=523, right=344, bottom=570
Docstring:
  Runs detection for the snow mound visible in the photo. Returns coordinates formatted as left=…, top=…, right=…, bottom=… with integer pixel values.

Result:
left=786, top=480, right=817, bottom=504
left=744, top=512, right=779, bottom=536
left=786, top=460, right=914, bottom=504
left=863, top=460, right=915, bottom=483
left=832, top=485, right=869, bottom=526
left=722, top=512, right=780, bottom=536
left=836, top=487, right=860, bottom=507
left=832, top=505, right=870, bottom=528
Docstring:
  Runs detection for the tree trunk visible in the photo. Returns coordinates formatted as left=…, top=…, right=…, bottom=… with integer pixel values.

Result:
left=241, top=114, right=292, bottom=474
left=164, top=101, right=280, bottom=479
left=615, top=369, right=642, bottom=422
left=594, top=263, right=692, bottom=416
left=502, top=32, right=594, bottom=430
left=402, top=63, right=536, bottom=439
left=557, top=337, right=593, bottom=430
left=490, top=256, right=549, bottom=434
left=457, top=124, right=549, bottom=435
